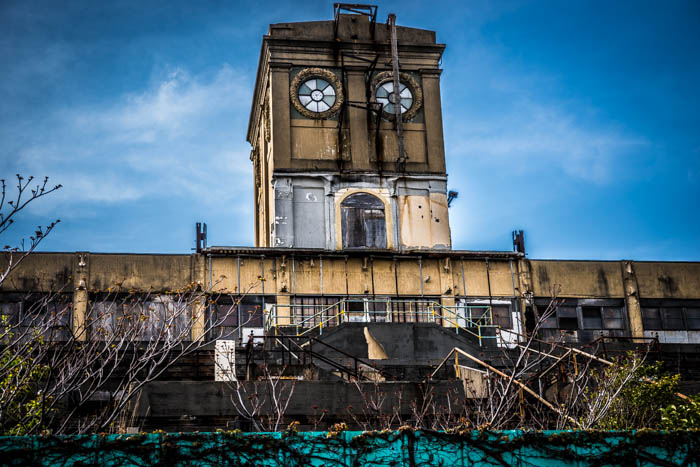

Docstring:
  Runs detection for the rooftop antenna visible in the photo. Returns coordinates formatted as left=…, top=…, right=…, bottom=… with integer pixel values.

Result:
left=195, top=222, right=207, bottom=253
left=387, top=13, right=407, bottom=172
left=512, top=230, right=525, bottom=254
left=333, top=3, right=378, bottom=40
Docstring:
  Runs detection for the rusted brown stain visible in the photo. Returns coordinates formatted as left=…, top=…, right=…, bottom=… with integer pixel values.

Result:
left=596, top=268, right=610, bottom=296
left=658, top=274, right=679, bottom=297
left=537, top=264, right=550, bottom=289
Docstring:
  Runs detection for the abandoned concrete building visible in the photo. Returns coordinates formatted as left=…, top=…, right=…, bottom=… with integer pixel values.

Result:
left=2, top=6, right=700, bottom=432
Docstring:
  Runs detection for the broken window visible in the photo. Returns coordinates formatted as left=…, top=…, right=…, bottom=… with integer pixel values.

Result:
left=89, top=294, right=191, bottom=341
left=293, top=296, right=341, bottom=328
left=581, top=306, right=624, bottom=330
left=641, top=300, right=700, bottom=331
left=557, top=306, right=578, bottom=330
left=0, top=295, right=72, bottom=342
left=534, top=299, right=626, bottom=342
left=341, top=193, right=387, bottom=249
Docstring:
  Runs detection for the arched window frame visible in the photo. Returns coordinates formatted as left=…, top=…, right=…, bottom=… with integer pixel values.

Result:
left=338, top=191, right=389, bottom=250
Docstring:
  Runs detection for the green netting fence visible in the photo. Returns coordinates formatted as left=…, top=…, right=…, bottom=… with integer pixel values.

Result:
left=1, top=430, right=698, bottom=466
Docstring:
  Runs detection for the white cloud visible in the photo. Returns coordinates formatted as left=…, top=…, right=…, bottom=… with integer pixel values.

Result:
left=447, top=97, right=647, bottom=183
left=14, top=64, right=254, bottom=216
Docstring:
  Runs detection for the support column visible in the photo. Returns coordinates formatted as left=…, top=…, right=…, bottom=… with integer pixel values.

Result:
left=517, top=258, right=534, bottom=338
left=439, top=256, right=456, bottom=328
left=191, top=298, right=207, bottom=341
left=191, top=253, right=208, bottom=341
left=621, top=260, right=644, bottom=338
left=346, top=67, right=371, bottom=170
left=72, top=252, right=89, bottom=342
left=420, top=69, right=446, bottom=173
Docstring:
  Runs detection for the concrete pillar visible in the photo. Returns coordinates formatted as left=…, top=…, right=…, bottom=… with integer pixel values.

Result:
left=517, top=258, right=534, bottom=338
left=346, top=67, right=371, bottom=170
left=420, top=69, right=446, bottom=173
left=439, top=256, right=456, bottom=328
left=269, top=62, right=292, bottom=168
left=276, top=294, right=291, bottom=327
left=191, top=298, right=207, bottom=341
left=72, top=252, right=89, bottom=342
left=621, top=260, right=644, bottom=338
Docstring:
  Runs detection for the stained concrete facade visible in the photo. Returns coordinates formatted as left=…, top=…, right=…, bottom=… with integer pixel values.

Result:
left=247, top=14, right=451, bottom=250
left=3, top=250, right=700, bottom=347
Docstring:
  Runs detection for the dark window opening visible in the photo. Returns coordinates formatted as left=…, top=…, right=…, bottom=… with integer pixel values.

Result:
left=603, top=307, right=624, bottom=329
left=640, top=300, right=700, bottom=331
left=642, top=307, right=662, bottom=330
left=491, top=305, right=512, bottom=328
left=559, top=317, right=578, bottom=330
left=662, top=308, right=685, bottom=330
left=341, top=193, right=386, bottom=249
left=582, top=307, right=602, bottom=329
left=686, top=308, right=700, bottom=330
left=0, top=296, right=72, bottom=342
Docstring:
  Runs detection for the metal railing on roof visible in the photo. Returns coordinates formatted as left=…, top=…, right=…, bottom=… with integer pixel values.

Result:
left=263, top=298, right=500, bottom=346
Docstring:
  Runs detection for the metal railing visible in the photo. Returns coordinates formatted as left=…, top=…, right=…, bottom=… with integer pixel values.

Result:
left=264, top=299, right=500, bottom=346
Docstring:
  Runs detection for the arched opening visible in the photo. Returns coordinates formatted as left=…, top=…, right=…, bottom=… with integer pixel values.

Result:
left=341, top=193, right=387, bottom=249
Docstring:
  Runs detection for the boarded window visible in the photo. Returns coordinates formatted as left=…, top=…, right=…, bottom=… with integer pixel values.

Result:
left=293, top=187, right=325, bottom=248
left=341, top=193, right=387, bottom=249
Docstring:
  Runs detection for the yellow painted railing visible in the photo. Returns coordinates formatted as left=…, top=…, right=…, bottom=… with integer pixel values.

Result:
left=264, top=299, right=499, bottom=346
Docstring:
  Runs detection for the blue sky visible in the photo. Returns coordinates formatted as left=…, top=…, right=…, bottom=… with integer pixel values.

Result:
left=1, top=0, right=699, bottom=260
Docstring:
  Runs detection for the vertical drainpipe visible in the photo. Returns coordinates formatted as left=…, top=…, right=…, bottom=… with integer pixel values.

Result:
left=419, top=257, right=424, bottom=297
left=260, top=255, right=265, bottom=327
left=461, top=257, right=467, bottom=299
left=320, top=255, right=324, bottom=296
left=208, top=254, right=213, bottom=291
left=237, top=255, right=242, bottom=338
left=207, top=254, right=212, bottom=342
left=485, top=258, right=493, bottom=315
left=510, top=258, right=519, bottom=337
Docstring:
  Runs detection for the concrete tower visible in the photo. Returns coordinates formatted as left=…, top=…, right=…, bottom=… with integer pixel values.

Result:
left=247, top=6, right=451, bottom=251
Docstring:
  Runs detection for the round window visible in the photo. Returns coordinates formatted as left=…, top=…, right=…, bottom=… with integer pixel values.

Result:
left=290, top=68, right=344, bottom=119
left=371, top=71, right=423, bottom=121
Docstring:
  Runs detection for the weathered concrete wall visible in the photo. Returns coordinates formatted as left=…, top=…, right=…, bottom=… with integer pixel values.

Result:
left=530, top=260, right=624, bottom=298
left=88, top=254, right=195, bottom=291
left=0, top=252, right=73, bottom=292
left=137, top=380, right=464, bottom=423
left=4, top=250, right=700, bottom=340
left=635, top=262, right=700, bottom=299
